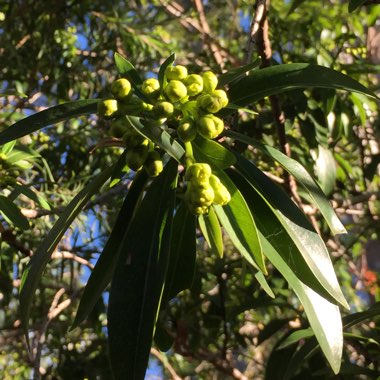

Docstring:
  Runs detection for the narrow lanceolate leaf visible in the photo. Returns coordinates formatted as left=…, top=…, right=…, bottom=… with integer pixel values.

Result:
left=10, top=184, right=51, bottom=210
left=234, top=156, right=349, bottom=309
left=107, top=160, right=178, bottom=380
left=72, top=171, right=148, bottom=329
left=158, top=53, right=176, bottom=87
left=0, top=99, right=99, bottom=145
left=0, top=195, right=29, bottom=230
left=19, top=165, right=114, bottom=340
left=161, top=201, right=196, bottom=304
left=125, top=115, right=185, bottom=162
left=193, top=136, right=236, bottom=169
left=255, top=271, right=275, bottom=299
left=315, top=145, right=336, bottom=196
left=114, top=52, right=143, bottom=86
left=228, top=63, right=377, bottom=108
left=199, top=206, right=223, bottom=258
left=260, top=233, right=343, bottom=375
left=213, top=169, right=265, bottom=273
left=226, top=130, right=346, bottom=234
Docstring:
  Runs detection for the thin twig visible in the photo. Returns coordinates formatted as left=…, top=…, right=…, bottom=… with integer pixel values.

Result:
left=150, top=347, right=183, bottom=380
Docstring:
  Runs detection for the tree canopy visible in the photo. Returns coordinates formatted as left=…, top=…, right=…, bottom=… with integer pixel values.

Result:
left=0, top=1, right=380, bottom=379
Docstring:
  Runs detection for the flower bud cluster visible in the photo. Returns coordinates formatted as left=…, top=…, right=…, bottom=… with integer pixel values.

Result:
left=185, top=163, right=231, bottom=215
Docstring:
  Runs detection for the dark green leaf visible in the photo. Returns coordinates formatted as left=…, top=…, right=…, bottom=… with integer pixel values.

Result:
left=193, top=135, right=236, bottom=169
left=343, top=302, right=380, bottom=329
left=158, top=53, right=176, bottom=87
left=114, top=52, right=143, bottom=85
left=228, top=63, right=377, bottom=108
left=11, top=184, right=51, bottom=210
left=0, top=195, right=29, bottom=230
left=257, top=318, right=293, bottom=345
left=0, top=99, right=99, bottom=145
left=107, top=160, right=178, bottom=380
left=234, top=155, right=349, bottom=309
left=72, top=171, right=148, bottom=329
left=109, top=150, right=129, bottom=188
left=225, top=130, right=346, bottom=234
left=277, top=328, right=314, bottom=350
left=218, top=57, right=261, bottom=86
left=212, top=169, right=265, bottom=273
left=126, top=116, right=185, bottom=162
left=161, top=201, right=196, bottom=303
left=19, top=165, right=114, bottom=341
left=199, top=206, right=223, bottom=258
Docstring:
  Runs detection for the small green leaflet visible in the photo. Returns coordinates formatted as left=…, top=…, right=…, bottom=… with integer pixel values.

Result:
left=199, top=207, right=223, bottom=258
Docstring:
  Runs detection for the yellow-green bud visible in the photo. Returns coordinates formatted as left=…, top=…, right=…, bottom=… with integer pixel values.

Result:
left=141, top=78, right=160, bottom=98
left=177, top=118, right=197, bottom=142
left=184, top=74, right=203, bottom=96
left=152, top=101, right=174, bottom=118
left=111, top=78, right=132, bottom=100
left=202, top=71, right=218, bottom=93
left=197, top=115, right=224, bottom=139
left=110, top=117, right=131, bottom=138
left=144, top=151, right=163, bottom=177
left=98, top=99, right=118, bottom=119
left=209, top=174, right=231, bottom=205
left=165, top=65, right=188, bottom=81
left=197, top=90, right=228, bottom=113
left=185, top=163, right=212, bottom=184
left=164, top=80, right=188, bottom=103
left=185, top=182, right=215, bottom=214
left=126, top=144, right=149, bottom=172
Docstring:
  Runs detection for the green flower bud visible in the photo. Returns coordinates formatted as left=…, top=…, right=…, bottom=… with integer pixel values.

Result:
left=184, top=74, right=203, bottom=96
left=126, top=144, right=149, bottom=172
left=144, top=151, right=163, bottom=177
left=209, top=174, right=231, bottom=205
left=177, top=117, right=197, bottom=142
left=152, top=101, right=174, bottom=118
left=98, top=99, right=118, bottom=119
left=110, top=117, right=131, bottom=138
left=197, top=115, right=224, bottom=139
left=164, top=80, right=188, bottom=103
left=197, top=90, right=228, bottom=113
left=185, top=163, right=212, bottom=184
left=165, top=65, right=188, bottom=81
left=185, top=182, right=215, bottom=215
left=111, top=78, right=132, bottom=100
left=202, top=71, right=218, bottom=93
left=141, top=78, right=160, bottom=98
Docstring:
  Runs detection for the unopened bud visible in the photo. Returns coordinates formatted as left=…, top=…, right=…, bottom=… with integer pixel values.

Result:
left=164, top=80, right=188, bottom=103
left=111, top=78, right=132, bottom=100
left=144, top=151, right=163, bottom=177
left=126, top=144, right=149, bottom=172
left=185, top=163, right=212, bottom=183
left=202, top=71, right=218, bottom=93
left=152, top=101, right=174, bottom=118
left=141, top=78, right=160, bottom=98
left=209, top=174, right=231, bottom=205
left=177, top=117, right=197, bottom=142
left=98, top=99, right=118, bottom=119
left=184, top=74, right=203, bottom=96
left=165, top=65, right=188, bottom=81
left=110, top=117, right=131, bottom=138
left=197, top=115, right=224, bottom=139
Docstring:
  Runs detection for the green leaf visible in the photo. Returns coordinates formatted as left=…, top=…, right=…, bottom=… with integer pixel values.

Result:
left=348, top=0, right=366, bottom=12
left=218, top=57, right=261, bottom=86
left=192, top=135, right=236, bottom=169
left=228, top=63, right=377, bottom=108
left=343, top=302, right=380, bottom=329
left=260, top=233, right=343, bottom=375
left=0, top=99, right=99, bottom=145
left=315, top=145, right=336, bottom=196
left=277, top=328, right=314, bottom=350
left=72, top=171, right=148, bottom=329
left=125, top=116, right=185, bottom=162
left=225, top=130, right=346, bottom=234
left=11, top=184, right=51, bottom=210
left=1, top=141, right=16, bottom=155
left=161, top=201, right=196, bottom=303
left=199, top=206, right=223, bottom=258
left=234, top=155, right=349, bottom=309
left=287, top=0, right=307, bottom=15
left=114, top=52, right=143, bottom=85
left=107, top=160, right=178, bottom=380
left=109, top=150, right=129, bottom=188
left=212, top=169, right=265, bottom=273
left=19, top=165, right=114, bottom=340
left=255, top=271, right=275, bottom=299
left=158, top=53, right=176, bottom=87
left=224, top=103, right=258, bottom=115
left=0, top=195, right=29, bottom=230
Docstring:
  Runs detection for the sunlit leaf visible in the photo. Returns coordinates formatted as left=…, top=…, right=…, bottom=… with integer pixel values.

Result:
left=199, top=206, right=223, bottom=258
left=0, top=99, right=99, bottom=145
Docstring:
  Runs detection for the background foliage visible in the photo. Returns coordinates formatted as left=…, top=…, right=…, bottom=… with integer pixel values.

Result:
left=0, top=0, right=380, bottom=379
